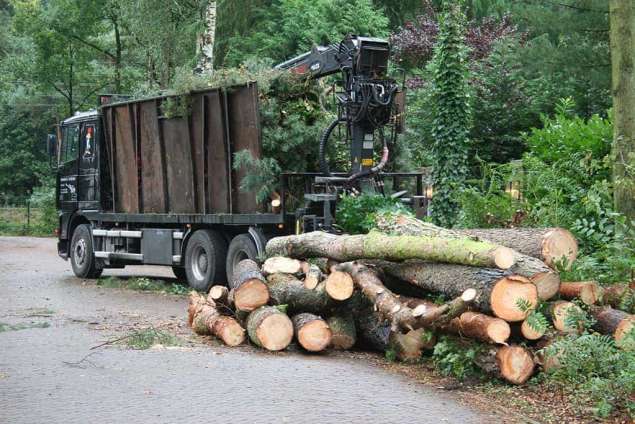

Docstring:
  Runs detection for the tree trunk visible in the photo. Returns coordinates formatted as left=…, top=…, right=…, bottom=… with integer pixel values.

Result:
left=474, top=345, right=535, bottom=385
left=375, top=260, right=538, bottom=322
left=188, top=292, right=245, bottom=346
left=266, top=231, right=516, bottom=270
left=601, top=283, right=634, bottom=312
left=559, top=281, right=602, bottom=305
left=195, top=0, right=217, bottom=74
left=336, top=262, right=476, bottom=332
left=374, top=214, right=560, bottom=299
left=327, top=313, right=357, bottom=350
left=229, top=259, right=269, bottom=312
left=591, top=306, right=635, bottom=345
left=445, top=311, right=511, bottom=344
left=389, top=329, right=436, bottom=361
left=292, top=313, right=332, bottom=352
left=246, top=306, right=293, bottom=351
left=266, top=273, right=350, bottom=314
left=376, top=213, right=578, bottom=270
left=610, top=0, right=635, bottom=221
left=263, top=257, right=303, bottom=275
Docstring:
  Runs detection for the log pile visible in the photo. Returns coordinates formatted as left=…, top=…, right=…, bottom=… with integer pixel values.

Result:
left=186, top=216, right=635, bottom=386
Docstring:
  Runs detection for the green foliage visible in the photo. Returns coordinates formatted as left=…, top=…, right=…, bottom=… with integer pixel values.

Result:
left=429, top=2, right=471, bottom=228
left=335, top=194, right=411, bottom=234
left=541, top=332, right=635, bottom=418
left=432, top=335, right=483, bottom=380
left=123, top=327, right=183, bottom=350
left=233, top=151, right=281, bottom=204
left=97, top=276, right=189, bottom=295
left=0, top=321, right=50, bottom=332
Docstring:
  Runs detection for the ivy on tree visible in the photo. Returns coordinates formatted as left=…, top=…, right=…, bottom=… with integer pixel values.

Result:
left=429, top=1, right=471, bottom=228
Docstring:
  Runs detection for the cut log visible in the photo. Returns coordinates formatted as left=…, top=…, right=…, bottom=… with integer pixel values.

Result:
left=303, top=263, right=323, bottom=290
left=229, top=259, right=270, bottom=312
left=262, top=257, right=303, bottom=275
left=266, top=273, right=347, bottom=314
left=246, top=306, right=294, bottom=351
left=292, top=313, right=332, bottom=352
left=327, top=313, right=357, bottom=350
left=591, top=306, right=635, bottom=345
left=374, top=215, right=559, bottom=300
left=475, top=345, right=535, bottom=385
left=324, top=271, right=354, bottom=300
left=559, top=281, right=602, bottom=305
left=208, top=285, right=229, bottom=305
left=520, top=319, right=546, bottom=340
left=336, top=262, right=476, bottom=332
left=446, top=311, right=511, bottom=344
left=266, top=231, right=516, bottom=270
left=377, top=260, right=537, bottom=322
left=548, top=301, right=584, bottom=333
left=601, top=283, right=633, bottom=312
left=188, top=292, right=245, bottom=346
left=375, top=213, right=577, bottom=269
left=389, top=328, right=436, bottom=362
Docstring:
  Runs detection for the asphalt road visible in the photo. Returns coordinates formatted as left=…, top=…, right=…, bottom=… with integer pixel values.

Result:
left=0, top=237, right=499, bottom=424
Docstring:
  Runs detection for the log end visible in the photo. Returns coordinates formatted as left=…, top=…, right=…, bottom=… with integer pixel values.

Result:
left=234, top=279, right=270, bottom=312
left=615, top=316, right=635, bottom=345
left=462, top=288, right=477, bottom=303
left=487, top=319, right=512, bottom=344
left=531, top=272, right=561, bottom=301
left=490, top=276, right=538, bottom=322
left=552, top=301, right=583, bottom=333
left=520, top=319, right=545, bottom=341
left=208, top=285, right=229, bottom=301
left=214, top=316, right=246, bottom=346
left=496, top=345, right=535, bottom=385
left=325, top=271, right=354, bottom=301
left=256, top=313, right=294, bottom=351
left=542, top=228, right=578, bottom=270
left=262, top=257, right=303, bottom=275
left=297, top=320, right=332, bottom=352
left=493, top=247, right=516, bottom=270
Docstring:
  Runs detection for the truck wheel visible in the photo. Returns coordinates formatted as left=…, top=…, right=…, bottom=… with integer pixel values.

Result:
left=70, top=224, right=103, bottom=279
left=226, top=234, right=259, bottom=282
left=184, top=230, right=227, bottom=291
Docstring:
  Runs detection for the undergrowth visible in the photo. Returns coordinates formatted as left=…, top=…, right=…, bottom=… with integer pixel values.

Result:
left=0, top=321, right=50, bottom=332
left=97, top=277, right=189, bottom=295
left=121, top=328, right=183, bottom=350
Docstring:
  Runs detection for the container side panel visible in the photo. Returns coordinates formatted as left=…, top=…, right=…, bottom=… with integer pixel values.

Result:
left=206, top=90, right=230, bottom=213
left=162, top=118, right=195, bottom=213
left=113, top=106, right=139, bottom=213
left=190, top=93, right=205, bottom=214
left=139, top=101, right=166, bottom=213
left=227, top=84, right=262, bottom=213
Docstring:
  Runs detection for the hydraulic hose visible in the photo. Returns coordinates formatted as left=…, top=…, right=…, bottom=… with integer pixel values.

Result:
left=319, top=117, right=345, bottom=176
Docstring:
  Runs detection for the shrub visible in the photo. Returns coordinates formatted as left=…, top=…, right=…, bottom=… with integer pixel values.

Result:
left=335, top=194, right=411, bottom=234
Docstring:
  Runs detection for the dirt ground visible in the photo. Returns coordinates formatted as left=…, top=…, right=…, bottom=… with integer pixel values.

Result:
left=0, top=236, right=534, bottom=423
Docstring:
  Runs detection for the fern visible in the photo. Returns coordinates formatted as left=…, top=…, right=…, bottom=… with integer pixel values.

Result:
left=525, top=311, right=550, bottom=334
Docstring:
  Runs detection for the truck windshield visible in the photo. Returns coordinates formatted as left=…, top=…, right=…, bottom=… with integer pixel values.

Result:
left=60, top=125, right=79, bottom=165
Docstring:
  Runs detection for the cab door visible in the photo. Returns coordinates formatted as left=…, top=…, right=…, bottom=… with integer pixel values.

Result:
left=77, top=122, right=100, bottom=209
left=58, top=124, right=80, bottom=212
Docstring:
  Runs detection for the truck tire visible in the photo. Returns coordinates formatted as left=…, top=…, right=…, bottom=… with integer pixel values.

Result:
left=70, top=224, right=103, bottom=279
left=226, top=234, right=259, bottom=282
left=184, top=230, right=227, bottom=291
left=171, top=266, right=187, bottom=282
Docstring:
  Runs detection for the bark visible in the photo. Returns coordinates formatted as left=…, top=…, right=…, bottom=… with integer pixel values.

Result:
left=591, top=306, right=635, bottom=344
left=610, top=0, right=635, bottom=220
left=266, top=231, right=516, bottom=270
left=303, top=263, right=323, bottom=289
left=377, top=213, right=577, bottom=269
left=229, top=259, right=269, bottom=312
left=188, top=292, right=245, bottom=346
left=327, top=313, right=357, bottom=350
left=266, top=273, right=346, bottom=314
left=195, top=0, right=217, bottom=74
left=374, top=215, right=560, bottom=299
left=292, top=313, right=332, bottom=352
left=601, top=283, right=634, bottom=312
left=336, top=262, right=475, bottom=333
left=375, top=260, right=538, bottom=322
left=262, top=257, right=303, bottom=275
left=246, top=306, right=293, bottom=351
left=559, top=281, right=602, bottom=305
left=474, top=345, right=535, bottom=385
left=444, top=311, right=511, bottom=344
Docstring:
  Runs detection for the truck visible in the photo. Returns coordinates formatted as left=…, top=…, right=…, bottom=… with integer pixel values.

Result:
left=49, top=36, right=426, bottom=290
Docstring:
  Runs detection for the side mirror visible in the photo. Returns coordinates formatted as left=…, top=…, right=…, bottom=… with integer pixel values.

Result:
left=47, top=134, right=58, bottom=168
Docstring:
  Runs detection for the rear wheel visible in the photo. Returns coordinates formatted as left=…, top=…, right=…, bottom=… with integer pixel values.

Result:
left=184, top=230, right=227, bottom=291
left=70, top=224, right=103, bottom=279
left=226, top=234, right=259, bottom=282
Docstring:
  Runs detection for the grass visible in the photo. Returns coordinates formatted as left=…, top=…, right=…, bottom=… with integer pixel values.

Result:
left=0, top=207, right=56, bottom=237
left=0, top=321, right=50, bottom=333
left=96, top=276, right=189, bottom=295
left=121, top=328, right=183, bottom=350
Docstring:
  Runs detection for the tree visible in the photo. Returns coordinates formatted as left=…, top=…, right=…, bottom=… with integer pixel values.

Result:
left=429, top=1, right=471, bottom=228
left=609, top=0, right=635, bottom=221
left=195, top=1, right=217, bottom=74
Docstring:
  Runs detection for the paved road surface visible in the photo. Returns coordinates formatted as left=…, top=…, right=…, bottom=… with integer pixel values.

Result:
left=0, top=237, right=500, bottom=424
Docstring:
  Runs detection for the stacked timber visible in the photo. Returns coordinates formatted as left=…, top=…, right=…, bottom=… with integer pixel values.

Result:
left=186, top=217, right=634, bottom=387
